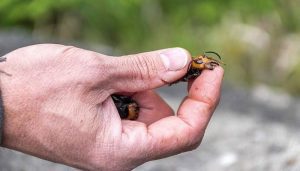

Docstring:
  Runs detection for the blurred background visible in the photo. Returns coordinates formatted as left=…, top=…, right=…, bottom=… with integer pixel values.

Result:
left=1, top=0, right=300, bottom=170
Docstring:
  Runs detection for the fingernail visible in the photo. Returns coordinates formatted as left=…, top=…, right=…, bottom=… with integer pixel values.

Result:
left=160, top=48, right=189, bottom=71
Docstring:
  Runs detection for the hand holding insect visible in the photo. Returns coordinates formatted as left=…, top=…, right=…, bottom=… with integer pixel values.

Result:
left=0, top=44, right=223, bottom=170
left=115, top=51, right=224, bottom=120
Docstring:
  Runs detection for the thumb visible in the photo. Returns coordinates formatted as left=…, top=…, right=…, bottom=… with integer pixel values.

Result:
left=108, top=48, right=191, bottom=92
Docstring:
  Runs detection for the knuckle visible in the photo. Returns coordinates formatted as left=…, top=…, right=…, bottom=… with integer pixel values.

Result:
left=61, top=46, right=110, bottom=86
left=183, top=128, right=204, bottom=151
left=131, top=55, right=158, bottom=82
left=187, top=140, right=202, bottom=151
left=61, top=46, right=80, bottom=56
left=86, top=55, right=111, bottom=85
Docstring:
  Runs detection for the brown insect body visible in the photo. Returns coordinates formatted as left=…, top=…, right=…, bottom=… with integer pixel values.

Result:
left=111, top=94, right=139, bottom=120
left=174, top=51, right=223, bottom=83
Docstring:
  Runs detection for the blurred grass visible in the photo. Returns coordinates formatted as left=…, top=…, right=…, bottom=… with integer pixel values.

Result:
left=1, top=0, right=300, bottom=95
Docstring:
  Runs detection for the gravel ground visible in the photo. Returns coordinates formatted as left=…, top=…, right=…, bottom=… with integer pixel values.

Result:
left=135, top=83, right=300, bottom=171
left=1, top=31, right=300, bottom=171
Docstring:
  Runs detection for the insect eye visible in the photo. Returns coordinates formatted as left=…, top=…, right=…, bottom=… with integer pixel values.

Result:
left=194, top=59, right=203, bottom=64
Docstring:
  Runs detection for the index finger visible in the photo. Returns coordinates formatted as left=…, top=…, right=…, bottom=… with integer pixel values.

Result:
left=181, top=66, right=224, bottom=128
left=146, top=67, right=224, bottom=159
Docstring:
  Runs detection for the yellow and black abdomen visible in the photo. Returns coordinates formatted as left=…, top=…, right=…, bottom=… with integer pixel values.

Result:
left=111, top=94, right=139, bottom=120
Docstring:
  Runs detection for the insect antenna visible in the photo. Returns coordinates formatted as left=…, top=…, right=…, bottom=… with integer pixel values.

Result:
left=204, top=51, right=222, bottom=60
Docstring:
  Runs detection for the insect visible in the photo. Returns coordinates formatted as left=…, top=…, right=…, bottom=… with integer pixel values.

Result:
left=113, top=51, right=223, bottom=120
left=111, top=94, right=139, bottom=120
left=174, top=51, right=223, bottom=83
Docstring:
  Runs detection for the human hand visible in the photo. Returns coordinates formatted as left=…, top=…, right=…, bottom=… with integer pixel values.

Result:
left=0, top=44, right=223, bottom=171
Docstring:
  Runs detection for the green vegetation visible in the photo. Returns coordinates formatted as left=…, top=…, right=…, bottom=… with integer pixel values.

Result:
left=1, top=0, right=300, bottom=95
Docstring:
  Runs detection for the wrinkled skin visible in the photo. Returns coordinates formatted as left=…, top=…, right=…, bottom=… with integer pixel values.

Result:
left=0, top=44, right=224, bottom=171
